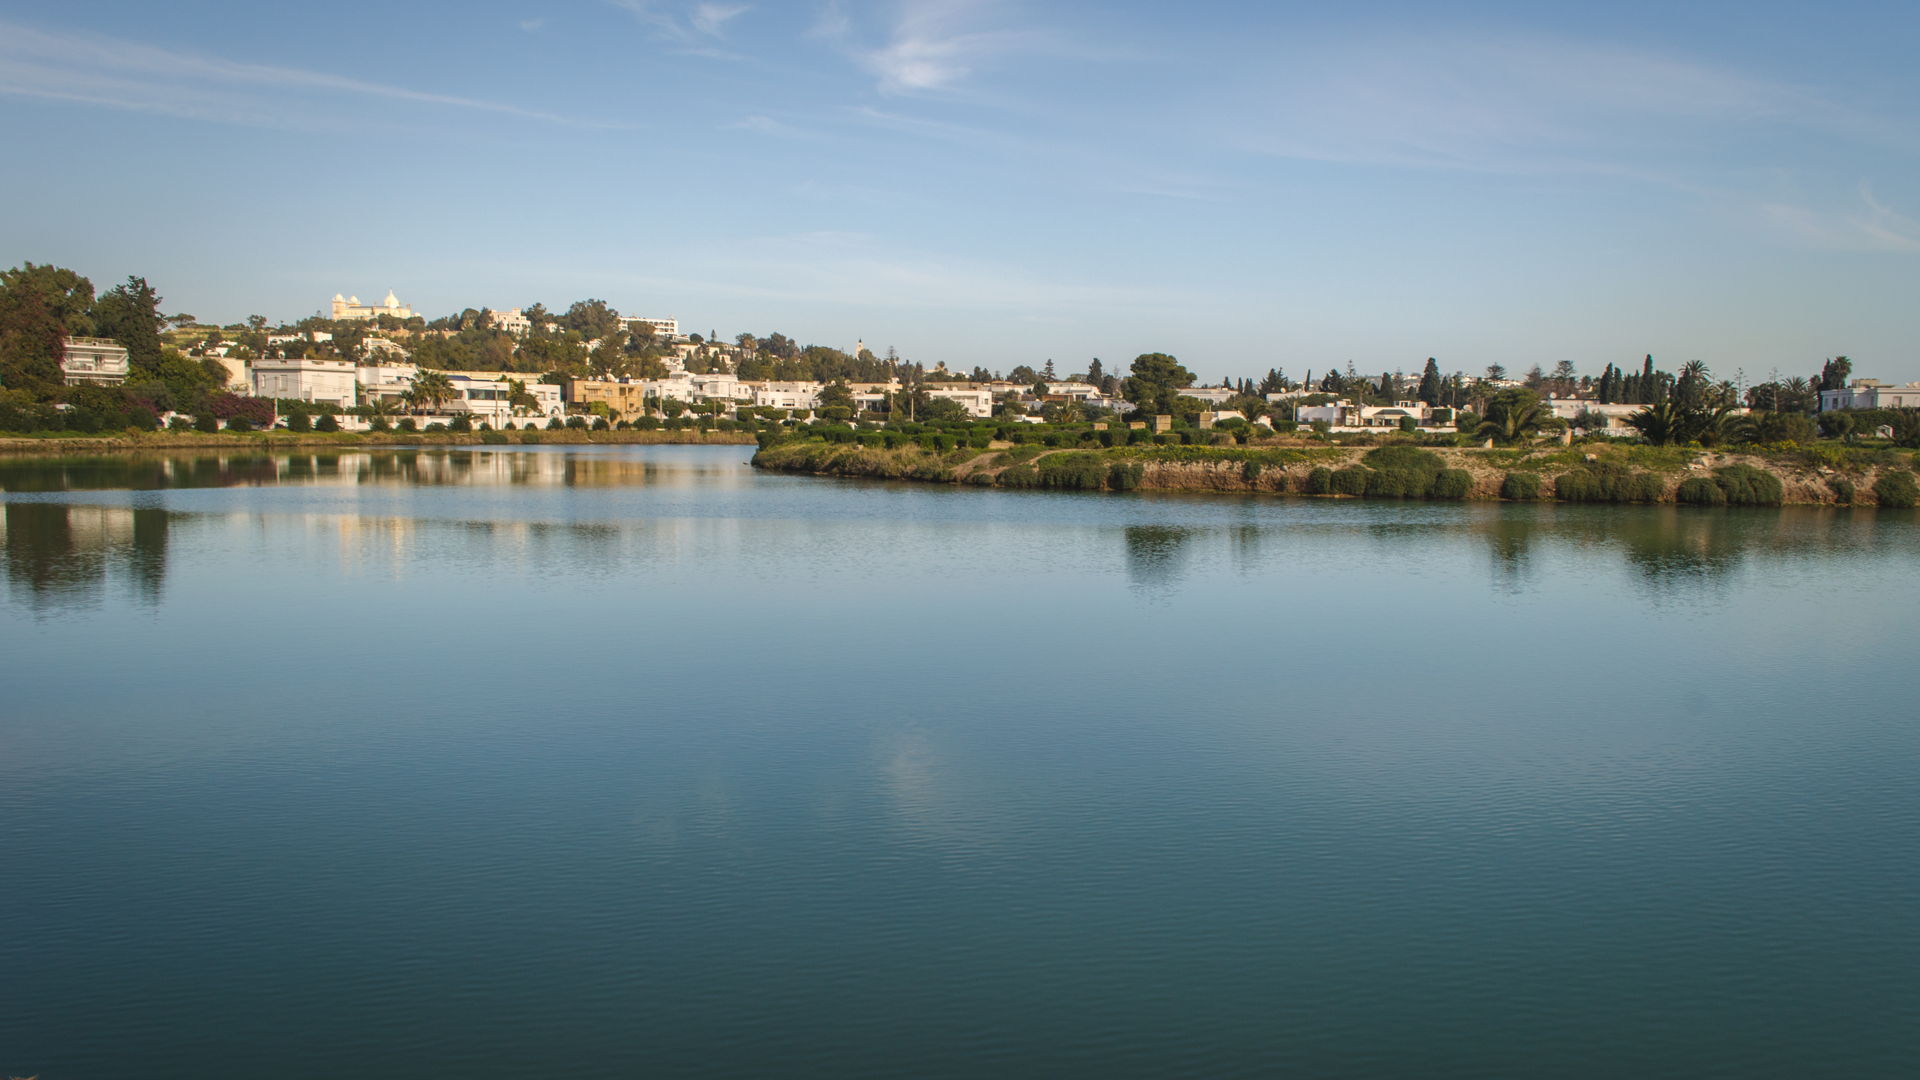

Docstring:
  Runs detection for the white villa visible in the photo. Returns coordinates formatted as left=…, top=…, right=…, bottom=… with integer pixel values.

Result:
left=330, top=291, right=414, bottom=322
left=618, top=315, right=679, bottom=341
left=60, top=338, right=131, bottom=386
left=488, top=308, right=532, bottom=336
left=1819, top=379, right=1920, bottom=412
left=1295, top=399, right=1448, bottom=430
left=252, top=357, right=358, bottom=409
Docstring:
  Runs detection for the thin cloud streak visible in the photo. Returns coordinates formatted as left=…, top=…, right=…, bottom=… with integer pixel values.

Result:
left=1227, top=31, right=1904, bottom=175
left=0, top=19, right=623, bottom=129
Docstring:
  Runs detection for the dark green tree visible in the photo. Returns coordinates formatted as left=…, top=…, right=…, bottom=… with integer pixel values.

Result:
left=1417, top=357, right=1442, bottom=404
left=92, top=276, right=165, bottom=375
left=1121, top=352, right=1194, bottom=416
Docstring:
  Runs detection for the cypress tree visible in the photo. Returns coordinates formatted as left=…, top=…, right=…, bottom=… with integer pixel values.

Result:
left=1417, top=357, right=1443, bottom=404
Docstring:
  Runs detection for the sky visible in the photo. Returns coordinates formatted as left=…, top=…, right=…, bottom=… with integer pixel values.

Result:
left=2, top=0, right=1916, bottom=384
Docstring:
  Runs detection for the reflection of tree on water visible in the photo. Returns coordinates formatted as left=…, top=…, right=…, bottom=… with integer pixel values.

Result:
left=2, top=501, right=171, bottom=610
left=1481, top=513, right=1539, bottom=595
left=1476, top=505, right=1885, bottom=600
left=1124, top=525, right=1194, bottom=593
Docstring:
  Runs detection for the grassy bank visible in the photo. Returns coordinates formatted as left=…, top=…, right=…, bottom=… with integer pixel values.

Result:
left=753, top=438, right=1920, bottom=507
left=0, top=429, right=757, bottom=456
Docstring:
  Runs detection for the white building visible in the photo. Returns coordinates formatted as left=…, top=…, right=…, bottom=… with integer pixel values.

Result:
left=927, top=386, right=994, bottom=418
left=752, top=381, right=820, bottom=411
left=1819, top=379, right=1920, bottom=412
left=619, top=315, right=679, bottom=341
left=330, top=291, right=413, bottom=322
left=357, top=362, right=418, bottom=405
left=1544, top=399, right=1643, bottom=435
left=487, top=308, right=531, bottom=336
left=252, top=358, right=358, bottom=409
left=1179, top=387, right=1238, bottom=406
left=60, top=338, right=130, bottom=386
left=439, top=372, right=564, bottom=423
left=1295, top=399, right=1447, bottom=430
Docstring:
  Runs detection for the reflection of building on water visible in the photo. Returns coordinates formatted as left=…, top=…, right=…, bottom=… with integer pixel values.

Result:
left=1, top=502, right=169, bottom=609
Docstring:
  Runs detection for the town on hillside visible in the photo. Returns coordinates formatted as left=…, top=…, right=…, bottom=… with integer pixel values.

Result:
left=2, top=265, right=1916, bottom=447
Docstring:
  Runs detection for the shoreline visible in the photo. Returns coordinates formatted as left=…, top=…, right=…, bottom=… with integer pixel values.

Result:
left=751, top=440, right=1920, bottom=508
left=0, top=429, right=757, bottom=456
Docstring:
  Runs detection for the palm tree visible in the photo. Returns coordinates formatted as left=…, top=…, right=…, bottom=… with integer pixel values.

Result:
left=409, top=370, right=456, bottom=414
left=1626, top=400, right=1685, bottom=445
left=1476, top=388, right=1550, bottom=444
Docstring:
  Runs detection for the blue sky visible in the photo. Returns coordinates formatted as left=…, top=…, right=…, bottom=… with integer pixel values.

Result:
left=2, top=0, right=1916, bottom=383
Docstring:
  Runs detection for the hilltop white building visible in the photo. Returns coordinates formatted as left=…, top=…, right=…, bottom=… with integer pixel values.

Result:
left=619, top=315, right=679, bottom=341
left=330, top=290, right=413, bottom=322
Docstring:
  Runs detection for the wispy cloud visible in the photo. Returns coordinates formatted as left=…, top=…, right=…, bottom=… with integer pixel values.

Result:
left=814, top=0, right=1060, bottom=95
left=1755, top=184, right=1920, bottom=253
left=1227, top=31, right=1896, bottom=176
left=519, top=17, right=548, bottom=33
left=609, top=0, right=750, bottom=57
left=607, top=230, right=1192, bottom=313
left=0, top=18, right=621, bottom=129
left=728, top=114, right=815, bottom=139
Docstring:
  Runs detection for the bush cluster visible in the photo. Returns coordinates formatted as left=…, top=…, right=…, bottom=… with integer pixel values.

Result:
left=1553, top=461, right=1663, bottom=503
left=1873, top=469, right=1918, bottom=508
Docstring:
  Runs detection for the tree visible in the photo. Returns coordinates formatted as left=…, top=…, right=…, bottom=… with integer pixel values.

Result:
left=1818, top=356, right=1853, bottom=393
left=1624, top=399, right=1703, bottom=446
left=408, top=369, right=456, bottom=413
left=1417, top=358, right=1442, bottom=404
left=0, top=263, right=96, bottom=336
left=0, top=280, right=67, bottom=391
left=1007, top=364, right=1039, bottom=384
left=816, top=380, right=854, bottom=412
left=562, top=299, right=621, bottom=341
left=92, top=276, right=165, bottom=375
left=1042, top=358, right=1057, bottom=380
left=1087, top=358, right=1104, bottom=385
left=1121, top=352, right=1195, bottom=417
left=1484, top=363, right=1507, bottom=382
left=1476, top=388, right=1550, bottom=444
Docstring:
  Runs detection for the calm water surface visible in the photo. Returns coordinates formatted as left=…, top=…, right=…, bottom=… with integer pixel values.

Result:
left=2, top=445, right=1917, bottom=1078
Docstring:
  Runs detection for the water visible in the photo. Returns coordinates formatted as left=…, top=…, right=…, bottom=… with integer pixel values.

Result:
left=2, top=445, right=1917, bottom=1078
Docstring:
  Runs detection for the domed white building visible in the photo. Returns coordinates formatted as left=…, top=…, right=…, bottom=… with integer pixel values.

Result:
left=330, top=290, right=414, bottom=321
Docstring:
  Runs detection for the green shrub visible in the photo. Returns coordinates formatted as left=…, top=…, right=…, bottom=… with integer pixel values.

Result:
left=1242, top=459, right=1262, bottom=483
left=1873, top=469, right=1918, bottom=508
left=286, top=412, right=312, bottom=432
left=479, top=431, right=510, bottom=445
left=1035, top=451, right=1108, bottom=490
left=1554, top=461, right=1661, bottom=503
left=397, top=418, right=417, bottom=432
left=1713, top=464, right=1783, bottom=506
left=1305, top=466, right=1334, bottom=494
left=314, top=414, right=339, bottom=432
left=1365, top=468, right=1417, bottom=497
left=226, top=417, right=253, bottom=433
left=1429, top=469, right=1473, bottom=500
left=1676, top=476, right=1728, bottom=506
left=1827, top=476, right=1855, bottom=504
left=449, top=414, right=472, bottom=432
left=547, top=417, right=564, bottom=430
left=1500, top=472, right=1541, bottom=500
left=1108, top=462, right=1144, bottom=491
left=997, top=463, right=1038, bottom=488
left=1331, top=465, right=1370, bottom=496
left=195, top=413, right=219, bottom=433
left=520, top=430, right=543, bottom=444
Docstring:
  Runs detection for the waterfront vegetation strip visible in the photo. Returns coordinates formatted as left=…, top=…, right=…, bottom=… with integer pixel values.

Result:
left=752, top=437, right=1920, bottom=507
left=0, top=429, right=756, bottom=455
